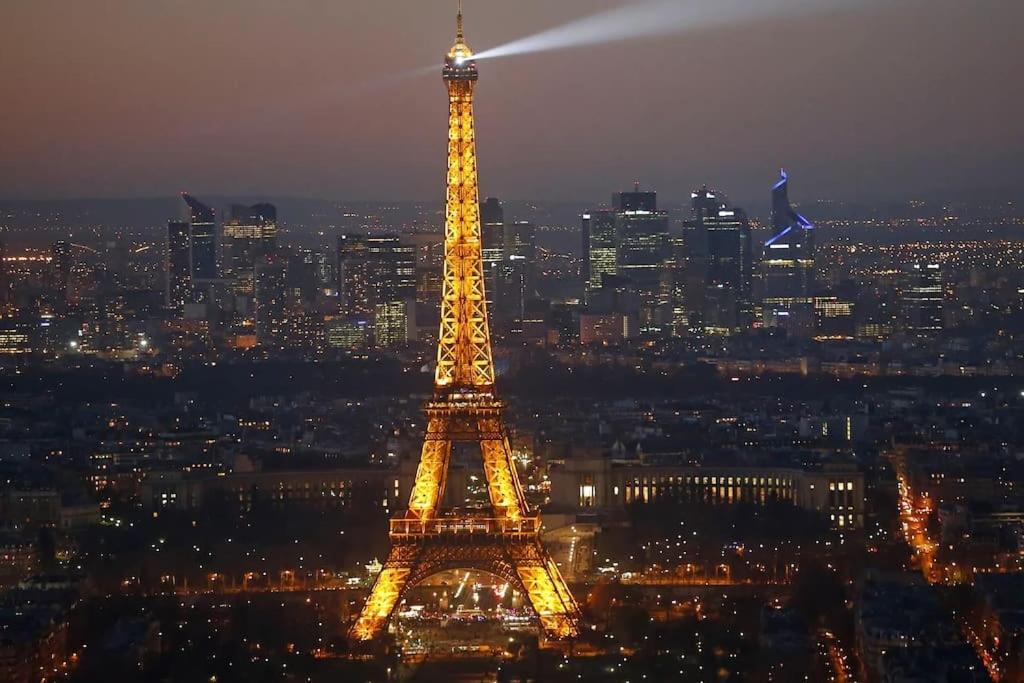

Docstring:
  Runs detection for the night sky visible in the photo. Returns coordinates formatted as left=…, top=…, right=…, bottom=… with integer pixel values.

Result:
left=2, top=0, right=1021, bottom=204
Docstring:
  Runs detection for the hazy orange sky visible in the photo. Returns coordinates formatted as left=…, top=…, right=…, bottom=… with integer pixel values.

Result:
left=1, top=0, right=1021, bottom=203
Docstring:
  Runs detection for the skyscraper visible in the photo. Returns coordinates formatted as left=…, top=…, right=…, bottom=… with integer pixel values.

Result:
left=254, top=258, right=288, bottom=348
left=181, top=194, right=218, bottom=280
left=612, top=185, right=671, bottom=334
left=51, top=241, right=73, bottom=309
left=374, top=300, right=413, bottom=347
left=689, top=187, right=752, bottom=333
left=761, top=169, right=815, bottom=335
left=223, top=203, right=277, bottom=247
left=582, top=209, right=617, bottom=296
left=502, top=220, right=537, bottom=323
left=166, top=221, right=191, bottom=310
left=900, top=263, right=945, bottom=337
left=480, top=197, right=504, bottom=319
left=337, top=234, right=416, bottom=316
left=223, top=203, right=278, bottom=296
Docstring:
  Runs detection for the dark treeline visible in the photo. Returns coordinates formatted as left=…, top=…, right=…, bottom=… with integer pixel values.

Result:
left=2, top=354, right=1020, bottom=409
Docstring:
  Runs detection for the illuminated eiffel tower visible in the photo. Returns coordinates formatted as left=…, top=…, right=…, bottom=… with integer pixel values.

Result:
left=350, top=3, right=580, bottom=642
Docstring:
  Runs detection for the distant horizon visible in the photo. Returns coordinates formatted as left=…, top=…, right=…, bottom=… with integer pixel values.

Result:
left=2, top=184, right=1021, bottom=210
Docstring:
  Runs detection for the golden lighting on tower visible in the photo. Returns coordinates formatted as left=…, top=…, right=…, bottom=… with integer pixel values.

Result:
left=349, top=4, right=580, bottom=643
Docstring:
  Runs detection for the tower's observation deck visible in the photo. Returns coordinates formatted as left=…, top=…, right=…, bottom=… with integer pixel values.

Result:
left=389, top=513, right=540, bottom=540
left=349, top=4, right=581, bottom=642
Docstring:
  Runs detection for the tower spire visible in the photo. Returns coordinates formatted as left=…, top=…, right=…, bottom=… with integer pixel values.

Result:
left=456, top=0, right=464, bottom=43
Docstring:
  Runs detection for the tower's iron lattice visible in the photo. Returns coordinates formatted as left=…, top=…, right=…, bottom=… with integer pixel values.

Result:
left=349, top=6, right=581, bottom=642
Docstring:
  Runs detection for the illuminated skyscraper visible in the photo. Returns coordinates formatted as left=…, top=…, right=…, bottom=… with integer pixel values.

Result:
left=502, top=220, right=537, bottom=323
left=166, top=221, right=191, bottom=310
left=182, top=194, right=218, bottom=280
left=337, top=234, right=416, bottom=316
left=51, top=240, right=73, bottom=309
left=223, top=203, right=278, bottom=294
left=761, top=169, right=815, bottom=334
left=689, top=187, right=752, bottom=333
left=254, top=258, right=288, bottom=348
left=900, top=263, right=945, bottom=337
left=582, top=209, right=616, bottom=295
left=613, top=185, right=671, bottom=334
left=480, top=197, right=504, bottom=318
left=351, top=4, right=579, bottom=642
left=374, top=300, right=413, bottom=347
left=223, top=203, right=277, bottom=247
left=581, top=185, right=670, bottom=334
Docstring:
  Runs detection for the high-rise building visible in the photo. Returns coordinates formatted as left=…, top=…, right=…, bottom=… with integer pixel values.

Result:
left=761, top=169, right=815, bottom=335
left=324, top=315, right=372, bottom=349
left=374, top=300, right=413, bottom=347
left=254, top=258, right=288, bottom=347
left=900, top=263, right=945, bottom=337
left=166, top=221, right=191, bottom=310
left=223, top=203, right=277, bottom=294
left=480, top=197, right=504, bottom=319
left=613, top=186, right=658, bottom=212
left=182, top=194, right=218, bottom=280
left=814, top=296, right=856, bottom=340
left=288, top=249, right=319, bottom=305
left=502, top=220, right=537, bottom=323
left=689, top=188, right=752, bottom=333
left=311, top=250, right=334, bottom=292
left=666, top=232, right=691, bottom=335
left=337, top=234, right=416, bottom=315
left=582, top=209, right=616, bottom=295
left=611, top=185, right=671, bottom=334
left=223, top=203, right=277, bottom=246
left=51, top=241, right=73, bottom=309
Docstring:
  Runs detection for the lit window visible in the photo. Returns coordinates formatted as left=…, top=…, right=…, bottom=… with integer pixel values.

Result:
left=580, top=484, right=596, bottom=507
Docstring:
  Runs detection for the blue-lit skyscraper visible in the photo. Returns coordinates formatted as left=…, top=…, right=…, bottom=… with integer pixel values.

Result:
left=182, top=193, right=218, bottom=280
left=761, top=170, right=815, bottom=335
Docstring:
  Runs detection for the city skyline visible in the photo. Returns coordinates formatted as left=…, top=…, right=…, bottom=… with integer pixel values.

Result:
left=2, top=3, right=1024, bottom=681
left=2, top=0, right=1022, bottom=203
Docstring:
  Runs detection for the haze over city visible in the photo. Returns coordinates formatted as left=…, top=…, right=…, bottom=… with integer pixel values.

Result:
left=2, top=0, right=1022, bottom=202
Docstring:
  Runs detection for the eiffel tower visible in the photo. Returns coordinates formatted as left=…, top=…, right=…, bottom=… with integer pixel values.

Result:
left=349, top=4, right=580, bottom=642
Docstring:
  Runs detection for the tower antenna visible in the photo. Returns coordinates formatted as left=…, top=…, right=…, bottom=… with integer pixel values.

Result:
left=456, top=0, right=464, bottom=42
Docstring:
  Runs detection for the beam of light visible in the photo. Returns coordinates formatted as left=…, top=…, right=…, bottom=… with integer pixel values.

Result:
left=472, top=0, right=872, bottom=62
left=453, top=571, right=471, bottom=599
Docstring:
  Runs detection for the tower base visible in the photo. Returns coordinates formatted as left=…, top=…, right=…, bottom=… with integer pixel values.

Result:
left=350, top=520, right=579, bottom=641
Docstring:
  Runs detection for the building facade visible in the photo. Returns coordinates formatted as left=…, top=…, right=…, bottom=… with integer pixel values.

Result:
left=549, top=456, right=864, bottom=530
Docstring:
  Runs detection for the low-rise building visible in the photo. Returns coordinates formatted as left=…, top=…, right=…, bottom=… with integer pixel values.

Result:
left=549, top=455, right=865, bottom=530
